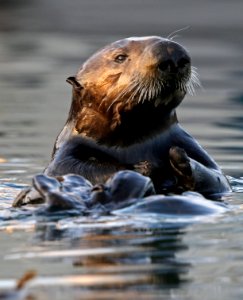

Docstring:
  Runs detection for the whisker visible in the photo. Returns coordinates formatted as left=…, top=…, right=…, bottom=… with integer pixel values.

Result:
left=105, top=65, right=196, bottom=111
left=186, top=66, right=201, bottom=95
left=107, top=80, right=139, bottom=111
left=167, top=26, right=191, bottom=40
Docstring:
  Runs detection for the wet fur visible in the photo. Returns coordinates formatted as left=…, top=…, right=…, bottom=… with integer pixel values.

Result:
left=45, top=36, right=230, bottom=197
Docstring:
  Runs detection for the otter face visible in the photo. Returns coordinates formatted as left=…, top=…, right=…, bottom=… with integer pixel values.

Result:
left=75, top=36, right=199, bottom=111
left=63, top=36, right=200, bottom=143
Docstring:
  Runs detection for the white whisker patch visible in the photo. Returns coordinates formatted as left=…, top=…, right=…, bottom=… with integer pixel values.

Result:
left=186, top=66, right=201, bottom=95
left=106, top=64, right=199, bottom=112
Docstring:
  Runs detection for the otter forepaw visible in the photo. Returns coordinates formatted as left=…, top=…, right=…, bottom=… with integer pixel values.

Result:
left=169, top=146, right=195, bottom=190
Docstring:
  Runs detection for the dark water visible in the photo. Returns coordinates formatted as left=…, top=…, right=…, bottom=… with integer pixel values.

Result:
left=0, top=0, right=243, bottom=299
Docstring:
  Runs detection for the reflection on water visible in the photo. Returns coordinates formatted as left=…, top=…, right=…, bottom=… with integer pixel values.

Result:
left=1, top=211, right=243, bottom=300
left=0, top=0, right=243, bottom=299
left=0, top=219, right=191, bottom=299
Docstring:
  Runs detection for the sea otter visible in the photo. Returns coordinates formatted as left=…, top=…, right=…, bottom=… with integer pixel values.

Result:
left=44, top=36, right=230, bottom=198
left=13, top=36, right=231, bottom=211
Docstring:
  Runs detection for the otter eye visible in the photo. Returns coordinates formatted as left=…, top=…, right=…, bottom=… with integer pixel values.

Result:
left=114, top=54, right=128, bottom=63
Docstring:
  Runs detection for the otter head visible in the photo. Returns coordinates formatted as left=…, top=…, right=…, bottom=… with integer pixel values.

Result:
left=64, top=36, right=199, bottom=145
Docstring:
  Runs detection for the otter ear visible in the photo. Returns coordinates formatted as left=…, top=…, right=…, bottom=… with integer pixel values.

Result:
left=66, top=76, right=83, bottom=90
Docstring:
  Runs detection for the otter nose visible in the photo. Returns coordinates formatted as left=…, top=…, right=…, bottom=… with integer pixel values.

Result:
left=156, top=41, right=191, bottom=73
left=158, top=57, right=190, bottom=73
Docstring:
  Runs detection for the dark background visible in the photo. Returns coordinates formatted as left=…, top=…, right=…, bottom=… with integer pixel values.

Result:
left=0, top=0, right=242, bottom=40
